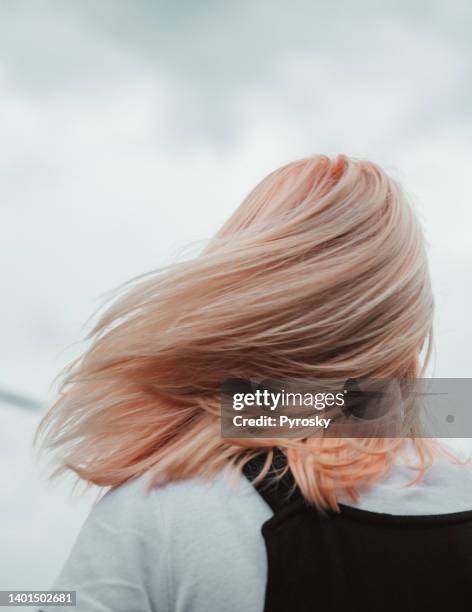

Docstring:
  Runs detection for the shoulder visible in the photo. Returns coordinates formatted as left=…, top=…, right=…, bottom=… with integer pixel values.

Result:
left=88, top=470, right=271, bottom=612
left=94, top=468, right=272, bottom=532
left=55, top=470, right=271, bottom=612
left=344, top=443, right=472, bottom=515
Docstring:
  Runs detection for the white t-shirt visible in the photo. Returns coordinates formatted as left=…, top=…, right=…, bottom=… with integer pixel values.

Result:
left=46, top=451, right=472, bottom=612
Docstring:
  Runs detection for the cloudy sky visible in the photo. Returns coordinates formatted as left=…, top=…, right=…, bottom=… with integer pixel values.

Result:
left=1, top=0, right=472, bottom=598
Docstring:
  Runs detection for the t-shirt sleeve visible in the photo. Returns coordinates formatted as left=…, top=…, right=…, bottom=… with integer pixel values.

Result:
left=38, top=479, right=166, bottom=612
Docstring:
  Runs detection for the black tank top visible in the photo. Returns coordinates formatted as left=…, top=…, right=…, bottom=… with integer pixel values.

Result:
left=243, top=451, right=472, bottom=612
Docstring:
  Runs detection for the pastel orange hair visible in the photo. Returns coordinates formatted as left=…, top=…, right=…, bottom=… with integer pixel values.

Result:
left=36, top=154, right=437, bottom=509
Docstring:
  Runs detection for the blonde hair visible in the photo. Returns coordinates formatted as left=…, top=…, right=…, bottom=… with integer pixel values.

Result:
left=37, top=154, right=437, bottom=509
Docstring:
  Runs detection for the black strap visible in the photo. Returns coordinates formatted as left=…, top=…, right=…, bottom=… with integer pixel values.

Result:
left=242, top=449, right=303, bottom=512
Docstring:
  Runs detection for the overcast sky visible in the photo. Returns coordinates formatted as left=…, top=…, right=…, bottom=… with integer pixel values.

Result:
left=2, top=0, right=472, bottom=401
left=1, top=1, right=472, bottom=597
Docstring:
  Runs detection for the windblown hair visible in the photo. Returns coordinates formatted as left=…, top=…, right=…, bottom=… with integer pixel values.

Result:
left=37, top=154, right=437, bottom=509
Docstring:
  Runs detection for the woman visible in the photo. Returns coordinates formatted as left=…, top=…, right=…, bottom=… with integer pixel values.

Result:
left=37, top=155, right=472, bottom=611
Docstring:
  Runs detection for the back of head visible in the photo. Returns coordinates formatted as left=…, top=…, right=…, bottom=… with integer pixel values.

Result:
left=37, top=154, right=435, bottom=508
